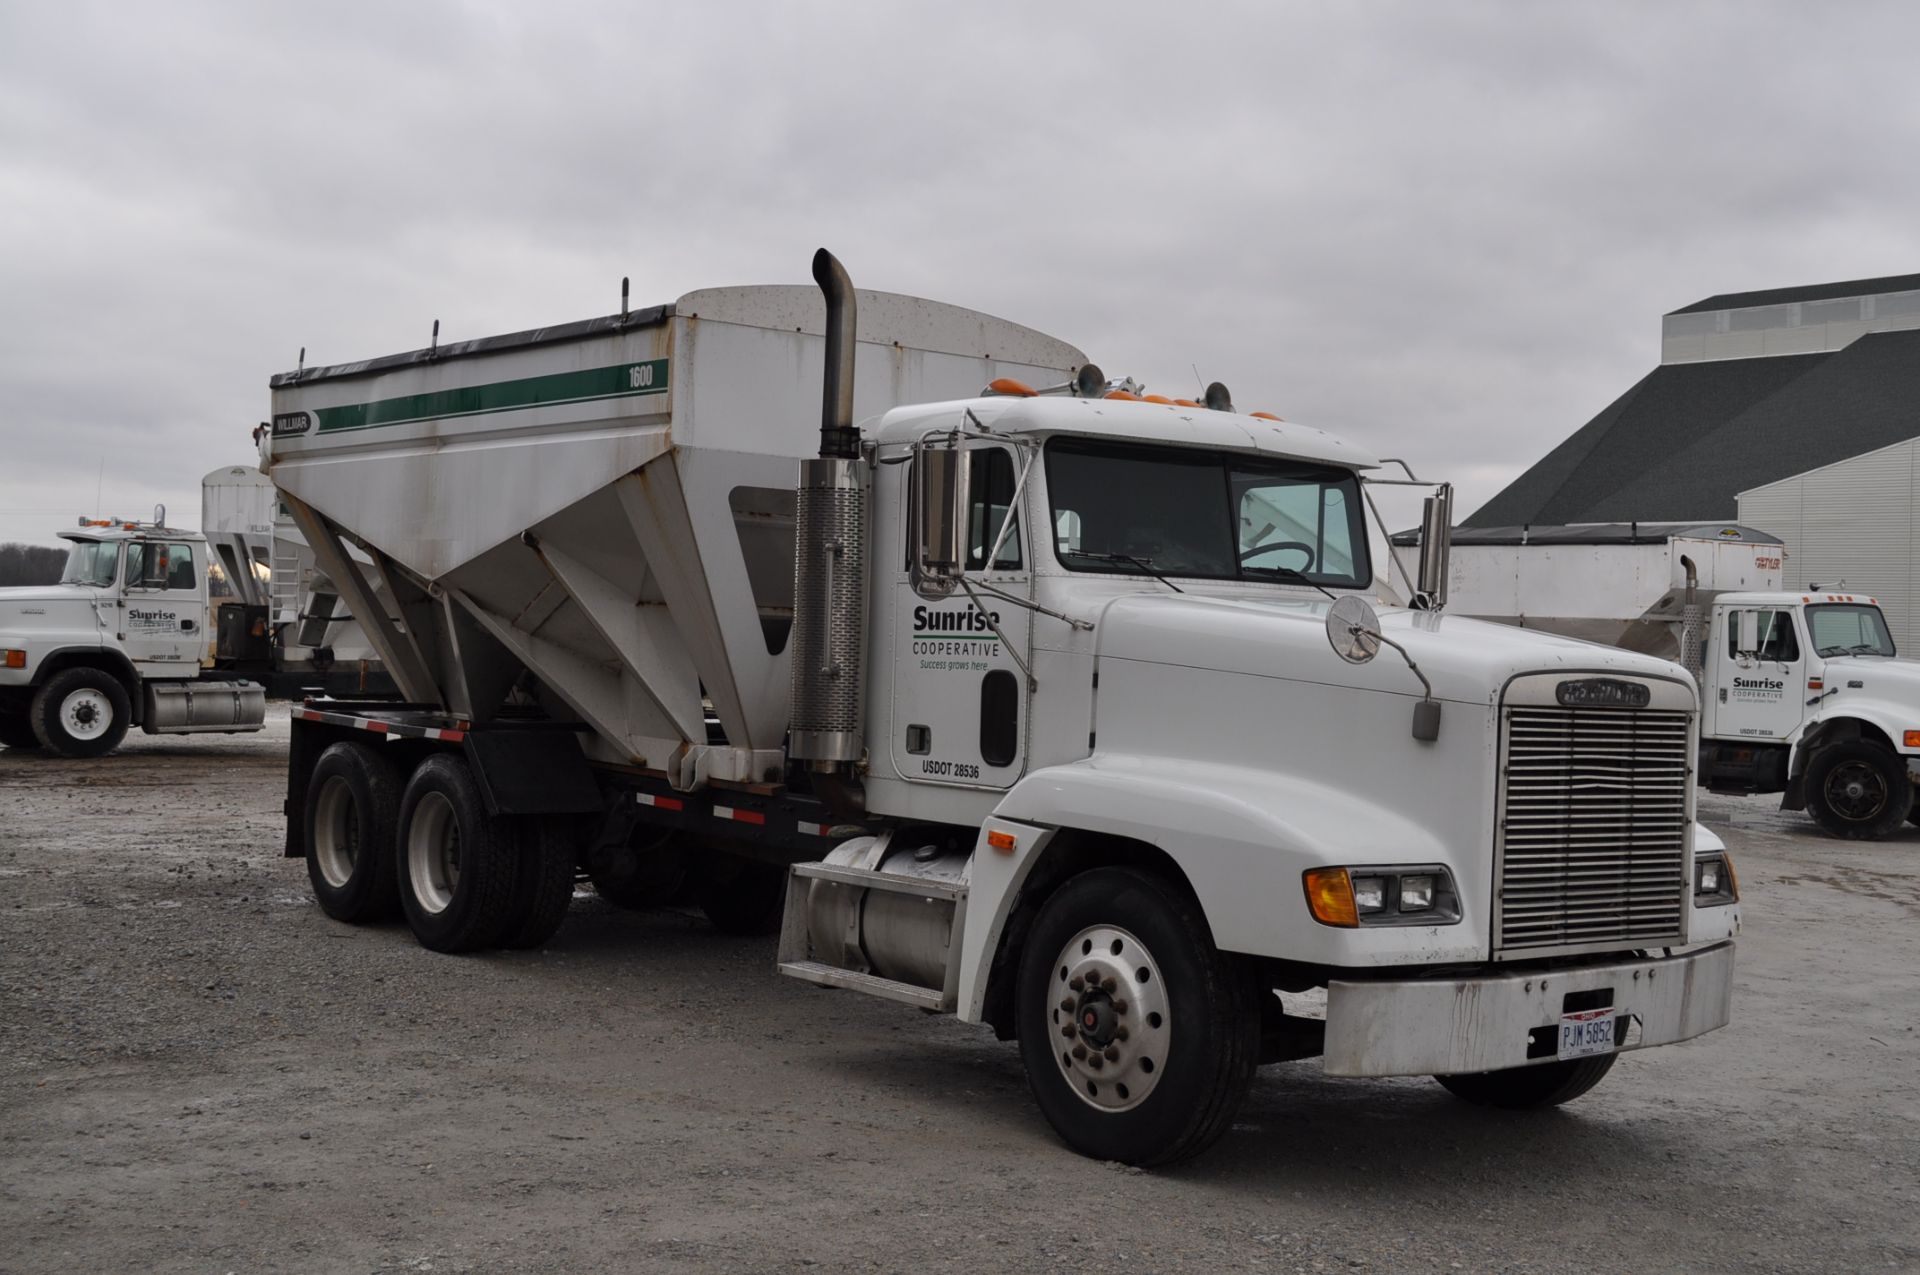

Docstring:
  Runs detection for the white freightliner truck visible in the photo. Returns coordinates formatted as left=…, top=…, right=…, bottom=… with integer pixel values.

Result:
left=1429, top=521, right=1920, bottom=839
left=265, top=253, right=1738, bottom=1165
left=0, top=512, right=268, bottom=756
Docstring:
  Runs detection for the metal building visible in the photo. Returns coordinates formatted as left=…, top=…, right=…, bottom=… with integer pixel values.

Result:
left=1739, top=437, right=1920, bottom=652
left=1467, top=272, right=1920, bottom=529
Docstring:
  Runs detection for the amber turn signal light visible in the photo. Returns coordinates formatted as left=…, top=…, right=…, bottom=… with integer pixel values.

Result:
left=1303, top=867, right=1359, bottom=927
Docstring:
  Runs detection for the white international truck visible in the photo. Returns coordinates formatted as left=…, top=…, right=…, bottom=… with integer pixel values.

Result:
left=0, top=512, right=267, bottom=756
left=1429, top=522, right=1920, bottom=839
left=264, top=253, right=1738, bottom=1165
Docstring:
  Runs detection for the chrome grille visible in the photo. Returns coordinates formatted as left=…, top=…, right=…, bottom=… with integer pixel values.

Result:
left=1496, top=705, right=1691, bottom=953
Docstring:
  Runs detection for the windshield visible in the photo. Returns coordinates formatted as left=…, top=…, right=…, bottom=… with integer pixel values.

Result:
left=1045, top=438, right=1370, bottom=588
left=1808, top=604, right=1896, bottom=657
left=58, top=540, right=118, bottom=588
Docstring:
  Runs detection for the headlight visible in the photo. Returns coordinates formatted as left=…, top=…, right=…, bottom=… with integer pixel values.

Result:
left=1399, top=874, right=1436, bottom=911
left=1693, top=851, right=1739, bottom=906
left=1350, top=876, right=1388, bottom=914
left=1303, top=865, right=1461, bottom=928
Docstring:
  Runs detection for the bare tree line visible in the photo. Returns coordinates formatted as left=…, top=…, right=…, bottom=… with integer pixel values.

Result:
left=0, top=543, right=67, bottom=587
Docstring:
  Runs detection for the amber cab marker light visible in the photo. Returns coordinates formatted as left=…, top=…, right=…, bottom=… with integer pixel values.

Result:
left=987, top=377, right=1037, bottom=397
left=1723, top=852, right=1741, bottom=902
left=1303, top=867, right=1359, bottom=927
left=986, top=829, right=1017, bottom=853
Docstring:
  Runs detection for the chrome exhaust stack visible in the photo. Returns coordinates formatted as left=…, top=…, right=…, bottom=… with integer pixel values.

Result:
left=788, top=249, right=869, bottom=768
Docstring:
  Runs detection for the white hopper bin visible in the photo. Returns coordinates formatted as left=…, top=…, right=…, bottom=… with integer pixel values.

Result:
left=263, top=282, right=1087, bottom=786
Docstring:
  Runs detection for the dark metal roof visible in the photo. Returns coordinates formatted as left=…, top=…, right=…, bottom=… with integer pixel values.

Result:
left=268, top=305, right=673, bottom=389
left=1393, top=522, right=1782, bottom=547
left=1465, top=328, right=1920, bottom=528
left=1667, top=272, right=1920, bottom=316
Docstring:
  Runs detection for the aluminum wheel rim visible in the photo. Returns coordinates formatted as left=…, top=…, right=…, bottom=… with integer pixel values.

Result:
left=1825, top=760, right=1888, bottom=822
left=1048, top=924, right=1171, bottom=1113
left=406, top=791, right=460, bottom=914
left=311, top=775, right=359, bottom=888
left=59, top=687, right=112, bottom=741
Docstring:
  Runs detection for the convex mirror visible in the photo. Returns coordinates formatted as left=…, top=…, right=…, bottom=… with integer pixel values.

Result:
left=1326, top=595, right=1383, bottom=664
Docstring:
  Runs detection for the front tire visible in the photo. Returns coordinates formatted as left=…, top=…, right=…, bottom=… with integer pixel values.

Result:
left=1806, top=740, right=1912, bottom=839
left=1015, top=867, right=1260, bottom=1167
left=304, top=741, right=403, bottom=923
left=396, top=754, right=522, bottom=953
left=29, top=668, right=130, bottom=757
left=1435, top=1053, right=1618, bottom=1109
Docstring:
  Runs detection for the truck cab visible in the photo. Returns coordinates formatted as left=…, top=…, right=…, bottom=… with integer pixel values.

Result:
left=1700, top=590, right=1920, bottom=836
left=0, top=518, right=265, bottom=756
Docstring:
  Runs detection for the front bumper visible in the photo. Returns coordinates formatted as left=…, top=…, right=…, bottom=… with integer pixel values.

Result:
left=1321, top=941, right=1735, bottom=1077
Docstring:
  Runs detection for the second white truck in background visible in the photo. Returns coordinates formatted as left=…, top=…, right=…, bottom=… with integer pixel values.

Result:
left=1430, top=521, right=1920, bottom=838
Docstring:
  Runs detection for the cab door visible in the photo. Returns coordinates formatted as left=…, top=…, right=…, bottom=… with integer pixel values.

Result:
left=888, top=442, right=1032, bottom=790
left=119, top=539, right=205, bottom=672
left=1707, top=606, right=1804, bottom=741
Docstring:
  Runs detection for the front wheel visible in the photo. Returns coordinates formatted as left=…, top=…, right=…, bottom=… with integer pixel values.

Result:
left=1805, top=740, right=1912, bottom=839
left=29, top=668, right=130, bottom=757
left=1435, top=1053, right=1618, bottom=1109
left=1015, top=867, right=1260, bottom=1167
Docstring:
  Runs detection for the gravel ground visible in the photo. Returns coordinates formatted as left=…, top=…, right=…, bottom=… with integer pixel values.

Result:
left=2, top=708, right=1918, bottom=1274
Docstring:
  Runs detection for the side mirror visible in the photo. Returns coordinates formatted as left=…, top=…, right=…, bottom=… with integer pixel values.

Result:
left=914, top=441, right=969, bottom=595
left=1415, top=483, right=1452, bottom=610
left=1737, top=610, right=1759, bottom=656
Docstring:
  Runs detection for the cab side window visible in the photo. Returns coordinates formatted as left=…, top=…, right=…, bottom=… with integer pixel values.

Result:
left=966, top=448, right=1021, bottom=571
left=125, top=542, right=198, bottom=591
left=165, top=543, right=197, bottom=591
left=1729, top=609, right=1800, bottom=662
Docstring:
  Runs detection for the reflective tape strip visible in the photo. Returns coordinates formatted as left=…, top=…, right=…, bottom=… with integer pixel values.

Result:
left=713, top=805, right=766, bottom=826
left=636, top=793, right=684, bottom=812
left=797, top=821, right=833, bottom=837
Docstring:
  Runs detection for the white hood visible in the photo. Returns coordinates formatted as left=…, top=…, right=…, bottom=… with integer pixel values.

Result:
left=1094, top=592, right=1694, bottom=705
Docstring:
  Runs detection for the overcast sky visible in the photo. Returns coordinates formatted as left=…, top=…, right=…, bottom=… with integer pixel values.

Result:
left=3, top=1, right=1917, bottom=548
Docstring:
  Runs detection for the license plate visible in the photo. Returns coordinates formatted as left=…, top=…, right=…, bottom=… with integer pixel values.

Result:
left=1557, top=1008, right=1617, bottom=1060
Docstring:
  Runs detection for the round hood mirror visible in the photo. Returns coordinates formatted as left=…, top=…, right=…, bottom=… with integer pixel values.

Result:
left=1326, top=595, right=1382, bottom=664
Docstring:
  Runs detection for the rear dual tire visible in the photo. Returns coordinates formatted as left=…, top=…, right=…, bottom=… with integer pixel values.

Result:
left=305, top=742, right=403, bottom=923
left=306, top=747, right=574, bottom=951
left=396, top=754, right=526, bottom=953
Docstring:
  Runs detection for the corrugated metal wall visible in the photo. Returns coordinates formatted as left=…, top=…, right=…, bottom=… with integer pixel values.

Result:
left=1739, top=437, right=1920, bottom=651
